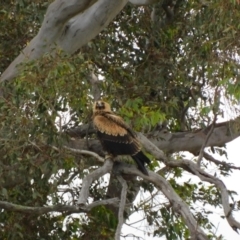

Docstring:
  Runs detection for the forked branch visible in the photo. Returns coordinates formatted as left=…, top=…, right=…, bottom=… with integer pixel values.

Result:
left=115, top=164, right=209, bottom=240
left=77, top=158, right=113, bottom=205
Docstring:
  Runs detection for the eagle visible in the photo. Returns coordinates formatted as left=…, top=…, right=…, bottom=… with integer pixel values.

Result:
left=92, top=100, right=150, bottom=175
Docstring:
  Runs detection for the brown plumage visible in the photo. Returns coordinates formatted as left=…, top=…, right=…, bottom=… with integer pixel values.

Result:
left=92, top=101, right=150, bottom=175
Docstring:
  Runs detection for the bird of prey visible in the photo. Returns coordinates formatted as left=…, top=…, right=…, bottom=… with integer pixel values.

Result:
left=92, top=100, right=150, bottom=175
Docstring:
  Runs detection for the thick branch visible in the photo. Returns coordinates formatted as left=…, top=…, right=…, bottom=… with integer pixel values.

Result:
left=58, top=0, right=128, bottom=54
left=1, top=0, right=128, bottom=82
left=68, top=116, right=240, bottom=156
left=167, top=158, right=240, bottom=232
left=148, top=116, right=240, bottom=154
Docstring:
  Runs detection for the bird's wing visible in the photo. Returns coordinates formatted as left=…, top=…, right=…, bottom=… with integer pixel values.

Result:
left=93, top=114, right=140, bottom=155
left=93, top=114, right=128, bottom=136
left=101, top=112, right=136, bottom=137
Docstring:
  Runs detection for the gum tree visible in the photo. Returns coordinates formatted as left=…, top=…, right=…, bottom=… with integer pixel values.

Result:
left=1, top=0, right=240, bottom=239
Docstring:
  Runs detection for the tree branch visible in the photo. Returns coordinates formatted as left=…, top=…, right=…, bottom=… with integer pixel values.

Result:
left=0, top=197, right=119, bottom=215
left=77, top=158, right=113, bottom=205
left=57, top=0, right=128, bottom=54
left=63, top=146, right=104, bottom=162
left=0, top=0, right=128, bottom=82
left=115, top=164, right=209, bottom=240
left=65, top=116, right=240, bottom=156
left=148, top=116, right=240, bottom=154
left=0, top=0, right=97, bottom=82
left=137, top=132, right=240, bottom=233
left=115, top=176, right=128, bottom=240
left=164, top=159, right=240, bottom=232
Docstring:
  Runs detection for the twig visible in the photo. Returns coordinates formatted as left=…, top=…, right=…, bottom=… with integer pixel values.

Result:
left=77, top=158, right=113, bottom=206
left=203, top=151, right=240, bottom=170
left=115, top=176, right=128, bottom=240
left=63, top=146, right=104, bottom=162
left=197, top=88, right=220, bottom=166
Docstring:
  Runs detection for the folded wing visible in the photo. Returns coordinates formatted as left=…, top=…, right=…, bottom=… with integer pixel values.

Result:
left=93, top=113, right=150, bottom=175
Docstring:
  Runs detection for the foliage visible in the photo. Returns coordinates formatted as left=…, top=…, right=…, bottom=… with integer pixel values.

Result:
left=1, top=0, right=240, bottom=239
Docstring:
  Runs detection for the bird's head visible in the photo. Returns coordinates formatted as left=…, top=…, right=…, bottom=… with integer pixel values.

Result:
left=93, top=101, right=111, bottom=112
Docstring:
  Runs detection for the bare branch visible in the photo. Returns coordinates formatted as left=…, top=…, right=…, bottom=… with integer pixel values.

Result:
left=57, top=0, right=128, bottom=54
left=77, top=158, right=113, bottom=205
left=0, top=197, right=119, bottom=215
left=166, top=159, right=240, bottom=232
left=147, top=116, right=240, bottom=154
left=115, top=176, right=128, bottom=240
left=63, top=146, right=104, bottom=162
left=203, top=151, right=240, bottom=170
left=197, top=88, right=219, bottom=166
left=138, top=132, right=240, bottom=233
left=115, top=164, right=209, bottom=240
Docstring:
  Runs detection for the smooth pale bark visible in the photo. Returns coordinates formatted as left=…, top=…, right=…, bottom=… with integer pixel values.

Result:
left=58, top=0, right=128, bottom=54
left=148, top=117, right=240, bottom=154
left=0, top=0, right=128, bottom=82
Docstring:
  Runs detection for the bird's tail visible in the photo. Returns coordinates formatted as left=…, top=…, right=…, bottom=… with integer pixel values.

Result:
left=131, top=151, right=150, bottom=175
